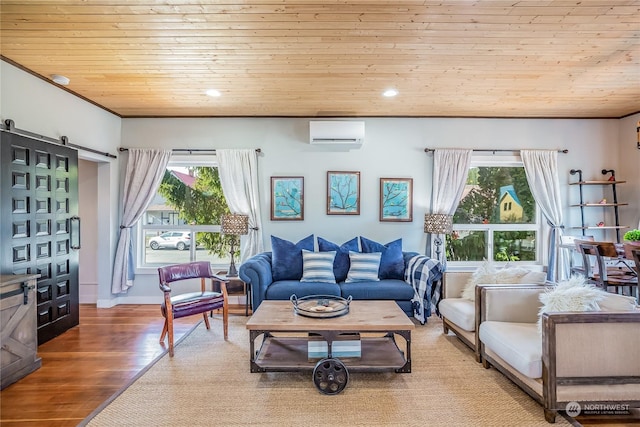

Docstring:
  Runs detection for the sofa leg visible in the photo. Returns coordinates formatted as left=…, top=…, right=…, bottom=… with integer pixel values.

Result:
left=442, top=322, right=449, bottom=334
left=543, top=409, right=557, bottom=423
left=474, top=352, right=482, bottom=363
left=482, top=358, right=490, bottom=369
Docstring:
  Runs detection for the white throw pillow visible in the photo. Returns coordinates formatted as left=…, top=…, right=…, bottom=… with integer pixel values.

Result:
left=461, top=261, right=497, bottom=300
left=461, top=262, right=545, bottom=301
left=537, top=276, right=607, bottom=332
left=521, top=270, right=548, bottom=285
left=597, top=293, right=638, bottom=312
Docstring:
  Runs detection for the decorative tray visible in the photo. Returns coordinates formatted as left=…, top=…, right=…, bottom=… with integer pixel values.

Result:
left=290, top=294, right=352, bottom=318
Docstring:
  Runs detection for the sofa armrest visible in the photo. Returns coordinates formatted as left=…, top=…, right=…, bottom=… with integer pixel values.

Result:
left=480, top=286, right=547, bottom=324
left=443, top=272, right=472, bottom=298
left=238, top=252, right=273, bottom=310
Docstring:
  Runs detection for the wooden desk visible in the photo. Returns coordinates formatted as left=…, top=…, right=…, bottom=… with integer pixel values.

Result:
left=212, top=272, right=251, bottom=316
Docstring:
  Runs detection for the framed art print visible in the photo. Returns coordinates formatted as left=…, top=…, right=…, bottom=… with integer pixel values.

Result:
left=270, top=176, right=304, bottom=220
left=380, top=177, right=413, bottom=222
left=327, top=171, right=360, bottom=215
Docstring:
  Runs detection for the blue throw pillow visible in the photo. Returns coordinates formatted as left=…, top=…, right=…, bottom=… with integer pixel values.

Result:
left=300, top=250, right=337, bottom=283
left=271, top=234, right=315, bottom=281
left=360, top=236, right=404, bottom=280
left=345, top=251, right=381, bottom=282
left=317, top=236, right=359, bottom=282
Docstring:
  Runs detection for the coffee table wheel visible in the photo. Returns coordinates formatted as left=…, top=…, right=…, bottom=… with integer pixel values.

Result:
left=313, top=358, right=349, bottom=395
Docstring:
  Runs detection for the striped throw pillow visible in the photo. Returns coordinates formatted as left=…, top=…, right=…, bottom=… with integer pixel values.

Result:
left=345, top=251, right=381, bottom=283
left=300, top=250, right=337, bottom=283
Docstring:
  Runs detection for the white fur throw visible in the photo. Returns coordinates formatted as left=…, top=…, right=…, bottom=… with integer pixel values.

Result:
left=461, top=261, right=546, bottom=301
left=537, top=276, right=607, bottom=332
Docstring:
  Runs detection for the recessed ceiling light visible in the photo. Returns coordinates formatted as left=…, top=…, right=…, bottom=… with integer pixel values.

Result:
left=383, top=88, right=398, bottom=97
left=205, top=89, right=221, bottom=97
left=51, top=74, right=70, bottom=85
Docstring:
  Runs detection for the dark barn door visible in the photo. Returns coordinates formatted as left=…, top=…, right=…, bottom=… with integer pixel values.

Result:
left=1, top=132, right=79, bottom=344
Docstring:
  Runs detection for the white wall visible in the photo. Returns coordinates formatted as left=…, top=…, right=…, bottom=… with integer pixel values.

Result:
left=3, top=60, right=636, bottom=306
left=1, top=60, right=122, bottom=307
left=617, top=113, right=640, bottom=230
left=120, top=116, right=625, bottom=302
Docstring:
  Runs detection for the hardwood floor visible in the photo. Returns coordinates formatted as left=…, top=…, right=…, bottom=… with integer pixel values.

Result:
left=1, top=304, right=637, bottom=426
left=0, top=304, right=234, bottom=427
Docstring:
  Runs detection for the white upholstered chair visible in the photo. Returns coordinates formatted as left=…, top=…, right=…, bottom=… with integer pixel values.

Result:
left=439, top=269, right=546, bottom=362
left=479, top=286, right=640, bottom=423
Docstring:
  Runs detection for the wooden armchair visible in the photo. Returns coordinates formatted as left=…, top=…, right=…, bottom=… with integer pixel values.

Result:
left=439, top=271, right=545, bottom=363
left=158, top=261, right=228, bottom=357
left=479, top=285, right=640, bottom=423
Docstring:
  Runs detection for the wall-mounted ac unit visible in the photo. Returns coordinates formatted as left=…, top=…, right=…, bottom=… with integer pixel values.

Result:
left=309, top=121, right=365, bottom=145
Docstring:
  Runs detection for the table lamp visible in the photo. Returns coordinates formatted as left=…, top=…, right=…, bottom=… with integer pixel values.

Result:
left=221, top=214, right=249, bottom=277
left=424, top=213, right=453, bottom=260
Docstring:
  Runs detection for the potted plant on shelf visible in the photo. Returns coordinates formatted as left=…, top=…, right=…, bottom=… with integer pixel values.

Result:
left=622, top=229, right=640, bottom=260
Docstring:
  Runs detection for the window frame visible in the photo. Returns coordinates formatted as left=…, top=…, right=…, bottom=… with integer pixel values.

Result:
left=134, top=154, right=228, bottom=273
left=446, top=155, right=542, bottom=267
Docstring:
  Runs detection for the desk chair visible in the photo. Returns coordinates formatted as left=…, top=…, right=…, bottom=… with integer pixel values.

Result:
left=158, top=261, right=228, bottom=357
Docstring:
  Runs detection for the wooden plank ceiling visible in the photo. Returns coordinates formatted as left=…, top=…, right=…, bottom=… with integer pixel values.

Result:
left=1, top=0, right=639, bottom=118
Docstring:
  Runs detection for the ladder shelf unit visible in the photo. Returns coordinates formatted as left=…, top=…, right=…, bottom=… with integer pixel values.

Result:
left=569, top=169, right=628, bottom=243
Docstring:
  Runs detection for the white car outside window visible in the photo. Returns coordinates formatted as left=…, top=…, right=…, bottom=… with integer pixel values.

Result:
left=149, top=231, right=191, bottom=251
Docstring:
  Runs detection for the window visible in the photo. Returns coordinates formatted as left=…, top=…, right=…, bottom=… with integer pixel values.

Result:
left=445, top=159, right=539, bottom=264
left=137, top=159, right=231, bottom=270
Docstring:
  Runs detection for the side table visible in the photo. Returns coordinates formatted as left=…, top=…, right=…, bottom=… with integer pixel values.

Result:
left=212, top=271, right=251, bottom=316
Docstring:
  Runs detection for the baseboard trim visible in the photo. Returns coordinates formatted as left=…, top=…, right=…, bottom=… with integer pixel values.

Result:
left=96, top=295, right=246, bottom=308
left=95, top=298, right=247, bottom=312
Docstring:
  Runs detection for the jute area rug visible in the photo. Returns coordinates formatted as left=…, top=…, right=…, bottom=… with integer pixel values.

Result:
left=82, top=314, right=571, bottom=427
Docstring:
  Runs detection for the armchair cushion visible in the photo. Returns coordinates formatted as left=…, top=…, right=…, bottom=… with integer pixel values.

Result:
left=318, top=236, right=359, bottom=282
left=163, top=291, right=225, bottom=319
left=479, top=321, right=542, bottom=378
left=360, top=236, right=404, bottom=280
left=438, top=298, right=476, bottom=332
left=271, top=234, right=315, bottom=281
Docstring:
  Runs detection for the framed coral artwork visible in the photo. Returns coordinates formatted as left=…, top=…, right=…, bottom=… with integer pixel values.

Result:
left=379, top=177, right=413, bottom=222
left=327, top=171, right=360, bottom=215
left=270, top=176, right=304, bottom=220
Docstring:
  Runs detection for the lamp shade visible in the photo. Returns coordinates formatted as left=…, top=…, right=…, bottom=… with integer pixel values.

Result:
left=221, top=214, right=249, bottom=236
left=424, top=213, right=453, bottom=234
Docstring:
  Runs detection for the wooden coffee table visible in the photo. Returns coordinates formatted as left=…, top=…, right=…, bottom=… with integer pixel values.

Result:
left=246, top=300, right=415, bottom=394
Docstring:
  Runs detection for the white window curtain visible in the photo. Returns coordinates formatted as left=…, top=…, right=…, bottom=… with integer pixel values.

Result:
left=521, top=149, right=566, bottom=282
left=430, top=149, right=473, bottom=261
left=111, top=149, right=172, bottom=293
left=216, top=149, right=264, bottom=262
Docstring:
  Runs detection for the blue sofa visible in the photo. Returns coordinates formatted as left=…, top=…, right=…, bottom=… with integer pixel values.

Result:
left=240, top=250, right=437, bottom=319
